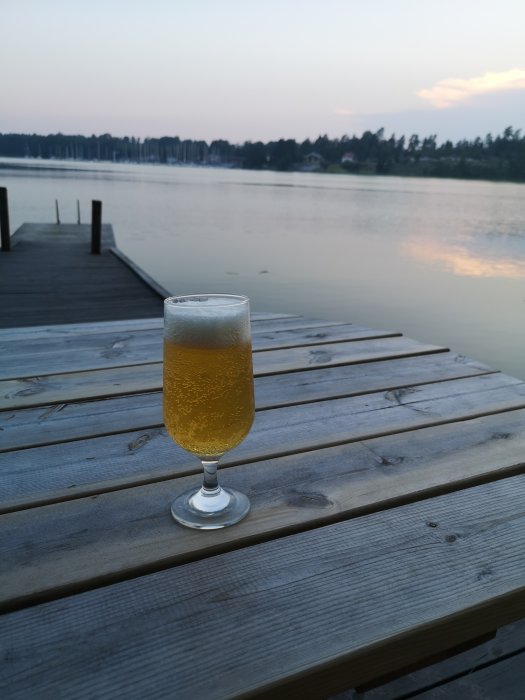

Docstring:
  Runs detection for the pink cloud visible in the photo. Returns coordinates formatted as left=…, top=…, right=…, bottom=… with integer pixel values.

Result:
left=417, top=68, right=525, bottom=108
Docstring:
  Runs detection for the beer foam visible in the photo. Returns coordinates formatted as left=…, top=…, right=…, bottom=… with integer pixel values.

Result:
left=164, top=295, right=251, bottom=347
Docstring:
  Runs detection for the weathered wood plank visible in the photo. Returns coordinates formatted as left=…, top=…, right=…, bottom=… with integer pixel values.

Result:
left=360, top=618, right=525, bottom=699
left=254, top=352, right=490, bottom=408
left=257, top=336, right=444, bottom=375
left=3, top=407, right=525, bottom=610
left=0, top=225, right=165, bottom=327
left=0, top=336, right=445, bottom=409
left=0, top=353, right=493, bottom=452
left=0, top=311, right=295, bottom=340
left=6, top=222, right=115, bottom=248
left=109, top=247, right=172, bottom=298
left=0, top=322, right=399, bottom=380
left=411, top=650, right=525, bottom=699
left=2, top=374, right=525, bottom=512
left=1, top=475, right=525, bottom=699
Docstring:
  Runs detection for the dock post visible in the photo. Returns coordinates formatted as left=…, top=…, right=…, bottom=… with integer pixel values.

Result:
left=91, top=200, right=102, bottom=254
left=55, top=199, right=61, bottom=225
left=0, top=187, right=10, bottom=252
left=77, top=199, right=81, bottom=225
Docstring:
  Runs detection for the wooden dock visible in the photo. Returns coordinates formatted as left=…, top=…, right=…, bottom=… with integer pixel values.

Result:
left=0, top=218, right=524, bottom=698
left=0, top=223, right=168, bottom=327
left=1, top=311, right=524, bottom=698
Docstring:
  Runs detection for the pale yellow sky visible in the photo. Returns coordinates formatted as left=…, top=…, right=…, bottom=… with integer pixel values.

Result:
left=2, top=0, right=524, bottom=143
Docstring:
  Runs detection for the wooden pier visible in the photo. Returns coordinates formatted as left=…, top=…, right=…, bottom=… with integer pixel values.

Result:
left=0, top=222, right=167, bottom=327
left=0, top=219, right=524, bottom=698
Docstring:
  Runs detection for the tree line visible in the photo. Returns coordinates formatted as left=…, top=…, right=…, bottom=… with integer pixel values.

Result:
left=0, top=127, right=524, bottom=182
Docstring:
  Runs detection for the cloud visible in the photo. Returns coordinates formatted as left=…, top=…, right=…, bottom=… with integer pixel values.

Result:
left=334, top=108, right=355, bottom=116
left=417, top=68, right=525, bottom=109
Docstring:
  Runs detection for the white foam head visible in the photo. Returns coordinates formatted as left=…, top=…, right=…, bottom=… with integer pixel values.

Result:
left=164, top=294, right=251, bottom=347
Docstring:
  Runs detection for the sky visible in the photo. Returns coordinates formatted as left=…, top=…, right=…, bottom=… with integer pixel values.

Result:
left=2, top=0, right=525, bottom=145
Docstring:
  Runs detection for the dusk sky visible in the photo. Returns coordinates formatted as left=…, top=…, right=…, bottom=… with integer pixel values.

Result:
left=2, top=0, right=525, bottom=144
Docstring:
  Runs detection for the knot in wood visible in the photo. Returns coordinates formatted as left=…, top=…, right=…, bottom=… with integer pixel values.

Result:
left=286, top=491, right=333, bottom=509
left=128, top=433, right=151, bottom=452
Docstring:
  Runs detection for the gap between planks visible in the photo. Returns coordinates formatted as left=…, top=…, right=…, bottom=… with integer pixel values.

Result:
left=0, top=366, right=499, bottom=455
left=3, top=375, right=525, bottom=515
left=1, top=475, right=525, bottom=697
left=0, top=338, right=448, bottom=410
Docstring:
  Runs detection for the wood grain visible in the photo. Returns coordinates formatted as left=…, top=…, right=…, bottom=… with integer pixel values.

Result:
left=2, top=407, right=525, bottom=610
left=412, top=650, right=525, bottom=699
left=1, top=475, right=524, bottom=699
left=0, top=321, right=398, bottom=380
left=1, top=372, right=525, bottom=511
left=0, top=353, right=493, bottom=452
left=0, top=335, right=446, bottom=409
left=0, top=310, right=295, bottom=340
left=0, top=224, right=164, bottom=327
left=3, top=242, right=523, bottom=699
left=362, top=619, right=525, bottom=699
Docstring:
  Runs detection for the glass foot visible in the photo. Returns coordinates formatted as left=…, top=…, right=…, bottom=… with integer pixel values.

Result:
left=171, top=486, right=250, bottom=529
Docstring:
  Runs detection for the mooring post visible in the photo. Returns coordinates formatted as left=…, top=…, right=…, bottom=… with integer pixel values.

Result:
left=0, top=187, right=10, bottom=252
left=77, top=199, right=81, bottom=225
left=91, top=200, right=102, bottom=254
left=55, top=199, right=61, bottom=225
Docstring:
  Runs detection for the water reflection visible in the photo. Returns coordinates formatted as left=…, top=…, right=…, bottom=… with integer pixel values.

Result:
left=1, top=159, right=524, bottom=379
left=404, top=232, right=525, bottom=278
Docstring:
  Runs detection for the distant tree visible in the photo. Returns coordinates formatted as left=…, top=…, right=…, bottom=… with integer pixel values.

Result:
left=268, top=139, right=298, bottom=171
left=408, top=134, right=420, bottom=161
left=356, top=130, right=376, bottom=161
left=242, top=141, right=267, bottom=169
left=209, top=139, right=235, bottom=162
left=421, top=135, right=437, bottom=157
left=1, top=127, right=525, bottom=182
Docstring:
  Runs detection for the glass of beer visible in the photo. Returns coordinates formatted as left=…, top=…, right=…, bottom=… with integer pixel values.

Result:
left=163, top=294, right=255, bottom=529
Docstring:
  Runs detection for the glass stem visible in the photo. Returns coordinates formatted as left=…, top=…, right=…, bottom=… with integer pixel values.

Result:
left=201, top=459, right=220, bottom=494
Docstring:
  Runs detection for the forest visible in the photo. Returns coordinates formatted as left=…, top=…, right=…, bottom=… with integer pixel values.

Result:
left=1, top=127, right=524, bottom=182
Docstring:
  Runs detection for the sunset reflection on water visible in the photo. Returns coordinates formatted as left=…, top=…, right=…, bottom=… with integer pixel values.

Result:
left=404, top=237, right=525, bottom=278
left=2, top=160, right=524, bottom=379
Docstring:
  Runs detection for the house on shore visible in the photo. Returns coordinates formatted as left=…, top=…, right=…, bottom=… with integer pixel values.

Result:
left=341, top=151, right=356, bottom=164
left=301, top=152, right=324, bottom=171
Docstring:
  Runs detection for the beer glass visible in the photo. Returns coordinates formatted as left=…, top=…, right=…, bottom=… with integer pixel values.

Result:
left=163, top=294, right=255, bottom=529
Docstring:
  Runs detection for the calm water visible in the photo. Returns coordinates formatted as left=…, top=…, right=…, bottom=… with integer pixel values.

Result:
left=2, top=158, right=524, bottom=379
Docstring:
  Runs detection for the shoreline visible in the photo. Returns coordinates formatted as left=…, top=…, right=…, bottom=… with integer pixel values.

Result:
left=2, top=156, right=525, bottom=186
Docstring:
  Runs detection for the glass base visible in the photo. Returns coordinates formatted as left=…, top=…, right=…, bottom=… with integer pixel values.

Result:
left=171, top=486, right=250, bottom=529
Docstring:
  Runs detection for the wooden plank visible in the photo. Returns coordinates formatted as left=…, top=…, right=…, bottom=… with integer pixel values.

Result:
left=0, top=225, right=166, bottom=327
left=2, top=374, right=525, bottom=512
left=0, top=311, right=297, bottom=340
left=1, top=476, right=525, bottom=699
left=361, top=619, right=525, bottom=699
left=255, top=336, right=444, bottom=375
left=6, top=222, right=115, bottom=248
left=3, top=406, right=525, bottom=609
left=0, top=317, right=165, bottom=339
left=0, top=316, right=331, bottom=357
left=411, top=650, right=525, bottom=699
left=0, top=322, right=399, bottom=380
left=0, top=353, right=493, bottom=452
left=254, top=352, right=491, bottom=409
left=0, top=336, right=446, bottom=409
left=109, top=246, right=172, bottom=298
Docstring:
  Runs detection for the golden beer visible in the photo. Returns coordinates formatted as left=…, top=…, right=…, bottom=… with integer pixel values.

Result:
left=164, top=294, right=254, bottom=529
left=163, top=338, right=254, bottom=458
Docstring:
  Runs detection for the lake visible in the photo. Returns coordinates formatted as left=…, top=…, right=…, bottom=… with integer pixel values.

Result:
left=1, top=157, right=524, bottom=380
